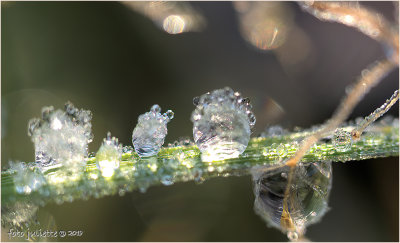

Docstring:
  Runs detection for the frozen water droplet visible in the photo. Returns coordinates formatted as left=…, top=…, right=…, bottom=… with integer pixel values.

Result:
left=96, top=132, right=122, bottom=178
left=64, top=101, right=78, bottom=116
left=261, top=125, right=288, bottom=137
left=252, top=162, right=332, bottom=235
left=333, top=128, right=352, bottom=152
left=151, top=104, right=161, bottom=113
left=28, top=102, right=93, bottom=173
left=191, top=87, right=255, bottom=162
left=118, top=188, right=126, bottom=196
left=122, top=145, right=134, bottom=154
left=41, top=106, right=54, bottom=121
left=10, top=161, right=46, bottom=195
left=193, top=96, right=200, bottom=106
left=276, top=143, right=287, bottom=158
left=27, top=118, right=41, bottom=137
left=287, top=231, right=299, bottom=241
left=192, top=167, right=204, bottom=183
left=164, top=110, right=174, bottom=120
left=160, top=175, right=174, bottom=186
left=132, top=105, right=174, bottom=157
left=242, top=97, right=250, bottom=105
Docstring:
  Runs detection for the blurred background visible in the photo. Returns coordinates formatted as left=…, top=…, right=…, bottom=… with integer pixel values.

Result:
left=1, top=1, right=398, bottom=241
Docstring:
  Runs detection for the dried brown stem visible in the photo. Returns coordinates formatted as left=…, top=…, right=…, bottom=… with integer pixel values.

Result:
left=286, top=59, right=396, bottom=167
left=351, top=89, right=399, bottom=140
left=299, top=1, right=399, bottom=63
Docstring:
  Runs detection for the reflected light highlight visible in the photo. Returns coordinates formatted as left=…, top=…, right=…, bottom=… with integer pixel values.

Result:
left=234, top=2, right=294, bottom=51
left=163, top=15, right=186, bottom=34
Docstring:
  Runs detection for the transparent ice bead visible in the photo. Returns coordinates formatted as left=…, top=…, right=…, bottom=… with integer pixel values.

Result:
left=132, top=104, right=174, bottom=157
left=10, top=161, right=46, bottom=195
left=96, top=132, right=122, bottom=178
left=332, top=128, right=352, bottom=152
left=252, top=162, right=332, bottom=237
left=191, top=87, right=255, bottom=162
left=27, top=102, right=93, bottom=172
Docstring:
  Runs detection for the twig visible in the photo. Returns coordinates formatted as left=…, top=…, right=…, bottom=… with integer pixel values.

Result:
left=286, top=59, right=396, bottom=167
left=352, top=89, right=399, bottom=140
left=299, top=1, right=399, bottom=63
left=1, top=121, right=398, bottom=207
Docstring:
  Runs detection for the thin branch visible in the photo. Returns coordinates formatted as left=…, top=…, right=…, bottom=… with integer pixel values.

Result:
left=299, top=1, right=399, bottom=63
left=286, top=59, right=396, bottom=167
left=1, top=120, right=398, bottom=207
left=352, top=89, right=399, bottom=140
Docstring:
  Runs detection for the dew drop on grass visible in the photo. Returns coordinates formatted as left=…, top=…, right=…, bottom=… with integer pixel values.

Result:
left=10, top=162, right=46, bottom=195
left=132, top=104, right=174, bottom=157
left=160, top=175, right=174, bottom=186
left=96, top=132, right=122, bottom=178
left=191, top=87, right=256, bottom=162
left=252, top=161, right=332, bottom=237
left=332, top=128, right=352, bottom=152
left=27, top=102, right=93, bottom=173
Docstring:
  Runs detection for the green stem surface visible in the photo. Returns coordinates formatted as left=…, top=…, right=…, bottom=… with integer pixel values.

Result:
left=1, top=121, right=398, bottom=207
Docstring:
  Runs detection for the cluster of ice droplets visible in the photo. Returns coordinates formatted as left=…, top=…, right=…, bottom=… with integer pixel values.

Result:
left=332, top=128, right=352, bottom=152
left=252, top=161, right=332, bottom=240
left=27, top=102, right=93, bottom=173
left=96, top=132, right=123, bottom=178
left=132, top=104, right=174, bottom=157
left=191, top=87, right=256, bottom=162
left=9, top=161, right=46, bottom=195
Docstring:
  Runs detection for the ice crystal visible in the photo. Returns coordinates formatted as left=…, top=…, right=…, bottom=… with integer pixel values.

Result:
left=252, top=162, right=332, bottom=237
left=132, top=104, right=174, bottom=157
left=191, top=87, right=256, bottom=162
left=27, top=102, right=93, bottom=173
left=96, top=132, right=123, bottom=178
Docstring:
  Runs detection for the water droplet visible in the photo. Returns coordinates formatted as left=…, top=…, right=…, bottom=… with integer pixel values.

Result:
left=151, top=104, right=161, bottom=113
left=27, top=118, right=41, bottom=137
left=164, top=110, right=174, bottom=120
left=333, top=128, right=352, bottom=152
left=160, top=175, right=174, bottom=186
left=276, top=143, right=287, bottom=158
left=41, top=106, right=54, bottom=121
left=10, top=161, right=46, bottom=195
left=261, top=125, right=288, bottom=137
left=118, top=188, right=126, bottom=196
left=28, top=102, right=93, bottom=173
left=122, top=145, right=134, bottom=154
left=193, top=96, right=200, bottom=106
left=252, top=162, right=332, bottom=235
left=192, top=168, right=204, bottom=184
left=191, top=87, right=255, bottom=162
left=132, top=105, right=174, bottom=157
left=287, top=231, right=299, bottom=241
left=96, top=132, right=122, bottom=178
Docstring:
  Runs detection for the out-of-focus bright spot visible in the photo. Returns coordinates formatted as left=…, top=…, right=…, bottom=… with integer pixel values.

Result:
left=98, top=160, right=118, bottom=178
left=149, top=162, right=158, bottom=172
left=122, top=1, right=205, bottom=34
left=275, top=26, right=315, bottom=76
left=200, top=143, right=241, bottom=162
left=89, top=172, right=98, bottom=180
left=249, top=22, right=287, bottom=50
left=163, top=15, right=185, bottom=34
left=50, top=117, right=63, bottom=130
left=257, top=97, right=286, bottom=127
left=234, top=2, right=294, bottom=51
left=343, top=14, right=355, bottom=24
